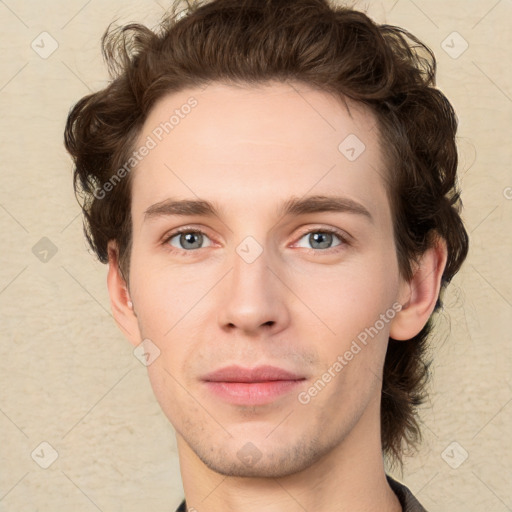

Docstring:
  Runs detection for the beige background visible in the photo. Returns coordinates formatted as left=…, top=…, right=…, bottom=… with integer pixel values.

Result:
left=0, top=0, right=511, bottom=511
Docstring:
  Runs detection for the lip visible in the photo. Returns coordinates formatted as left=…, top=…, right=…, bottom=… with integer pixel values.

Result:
left=202, top=365, right=304, bottom=383
left=202, top=365, right=306, bottom=405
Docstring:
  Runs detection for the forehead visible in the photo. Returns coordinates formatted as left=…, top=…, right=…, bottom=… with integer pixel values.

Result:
left=131, top=81, right=388, bottom=221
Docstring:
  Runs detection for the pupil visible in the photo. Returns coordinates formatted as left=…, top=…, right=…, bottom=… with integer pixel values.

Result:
left=182, top=232, right=202, bottom=249
left=311, top=232, right=332, bottom=249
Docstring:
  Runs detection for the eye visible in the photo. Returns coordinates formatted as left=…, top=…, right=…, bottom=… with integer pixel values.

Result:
left=295, top=229, right=345, bottom=250
left=166, top=230, right=212, bottom=251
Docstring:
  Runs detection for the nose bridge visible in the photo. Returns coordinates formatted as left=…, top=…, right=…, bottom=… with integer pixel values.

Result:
left=230, top=237, right=273, bottom=308
left=217, top=236, right=288, bottom=333
left=232, top=241, right=268, bottom=296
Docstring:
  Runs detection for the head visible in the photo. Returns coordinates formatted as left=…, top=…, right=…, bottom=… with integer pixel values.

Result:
left=64, top=0, right=468, bottom=471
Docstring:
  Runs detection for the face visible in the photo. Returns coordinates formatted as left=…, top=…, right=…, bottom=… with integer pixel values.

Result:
left=123, top=82, right=407, bottom=477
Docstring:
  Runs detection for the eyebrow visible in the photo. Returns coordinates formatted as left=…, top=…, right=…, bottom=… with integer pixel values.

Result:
left=143, top=194, right=373, bottom=223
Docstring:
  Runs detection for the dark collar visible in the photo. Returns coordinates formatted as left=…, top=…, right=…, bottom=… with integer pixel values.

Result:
left=174, top=474, right=428, bottom=511
left=386, top=474, right=428, bottom=512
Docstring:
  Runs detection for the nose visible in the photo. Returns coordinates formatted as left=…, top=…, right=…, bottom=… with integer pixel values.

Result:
left=217, top=244, right=290, bottom=336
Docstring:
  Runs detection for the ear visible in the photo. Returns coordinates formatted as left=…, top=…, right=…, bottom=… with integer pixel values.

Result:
left=106, top=241, right=141, bottom=347
left=390, top=236, right=448, bottom=340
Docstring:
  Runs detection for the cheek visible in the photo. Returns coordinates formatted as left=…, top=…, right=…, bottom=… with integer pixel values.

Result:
left=301, top=268, right=398, bottom=413
left=129, top=255, right=211, bottom=373
left=290, top=255, right=399, bottom=345
left=129, top=250, right=213, bottom=338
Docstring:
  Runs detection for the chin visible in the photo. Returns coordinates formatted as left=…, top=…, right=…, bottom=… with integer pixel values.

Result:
left=183, top=429, right=331, bottom=479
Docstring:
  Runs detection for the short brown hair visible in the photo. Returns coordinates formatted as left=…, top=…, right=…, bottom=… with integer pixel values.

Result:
left=64, top=0, right=469, bottom=466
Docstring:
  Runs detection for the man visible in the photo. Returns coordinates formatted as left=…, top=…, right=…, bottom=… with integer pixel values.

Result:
left=64, top=0, right=469, bottom=510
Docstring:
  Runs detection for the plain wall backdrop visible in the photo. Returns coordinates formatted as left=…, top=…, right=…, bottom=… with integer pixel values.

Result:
left=0, top=0, right=511, bottom=511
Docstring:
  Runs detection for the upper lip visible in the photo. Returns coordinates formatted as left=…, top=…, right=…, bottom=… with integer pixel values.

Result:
left=202, top=365, right=305, bottom=383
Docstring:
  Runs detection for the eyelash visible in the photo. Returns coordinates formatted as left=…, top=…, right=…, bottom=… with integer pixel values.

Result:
left=162, top=226, right=351, bottom=255
left=293, top=227, right=350, bottom=253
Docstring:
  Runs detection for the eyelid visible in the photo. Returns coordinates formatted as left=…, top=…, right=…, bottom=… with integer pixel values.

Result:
left=291, top=225, right=352, bottom=247
left=161, top=224, right=352, bottom=253
left=161, top=225, right=216, bottom=250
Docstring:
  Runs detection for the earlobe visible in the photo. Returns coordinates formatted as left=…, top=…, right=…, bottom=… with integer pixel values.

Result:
left=390, top=237, right=448, bottom=341
left=106, top=241, right=141, bottom=347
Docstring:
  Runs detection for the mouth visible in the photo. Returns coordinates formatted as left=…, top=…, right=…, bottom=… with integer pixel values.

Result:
left=202, top=365, right=306, bottom=405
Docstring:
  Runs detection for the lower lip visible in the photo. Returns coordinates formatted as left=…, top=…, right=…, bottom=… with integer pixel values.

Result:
left=204, top=380, right=304, bottom=405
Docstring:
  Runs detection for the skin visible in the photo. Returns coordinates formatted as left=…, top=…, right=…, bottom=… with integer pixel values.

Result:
left=107, top=81, right=447, bottom=512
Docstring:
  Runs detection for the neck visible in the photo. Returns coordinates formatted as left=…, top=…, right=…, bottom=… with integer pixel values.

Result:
left=176, top=397, right=402, bottom=512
